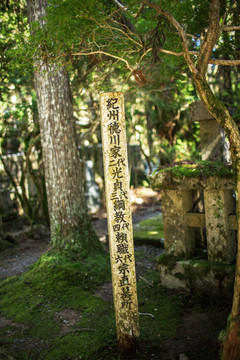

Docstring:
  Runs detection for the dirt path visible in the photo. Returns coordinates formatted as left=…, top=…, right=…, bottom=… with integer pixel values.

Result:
left=0, top=200, right=161, bottom=279
left=0, top=237, right=50, bottom=279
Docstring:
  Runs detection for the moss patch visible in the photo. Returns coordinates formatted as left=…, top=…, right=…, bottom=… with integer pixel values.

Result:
left=0, top=248, right=188, bottom=360
left=133, top=215, right=164, bottom=247
left=0, top=245, right=230, bottom=360
left=150, top=161, right=234, bottom=191
left=153, top=161, right=233, bottom=180
left=0, top=239, right=14, bottom=252
left=158, top=254, right=235, bottom=279
left=137, top=271, right=183, bottom=341
left=157, top=254, right=235, bottom=300
left=157, top=254, right=179, bottom=270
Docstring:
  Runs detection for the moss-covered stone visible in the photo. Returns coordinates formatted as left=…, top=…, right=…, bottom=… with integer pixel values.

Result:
left=150, top=161, right=234, bottom=190
left=154, top=161, right=232, bottom=179
left=157, top=257, right=235, bottom=299
left=204, top=188, right=236, bottom=264
left=157, top=254, right=179, bottom=270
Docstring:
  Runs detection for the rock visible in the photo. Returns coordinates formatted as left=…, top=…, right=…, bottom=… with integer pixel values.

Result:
left=179, top=354, right=189, bottom=360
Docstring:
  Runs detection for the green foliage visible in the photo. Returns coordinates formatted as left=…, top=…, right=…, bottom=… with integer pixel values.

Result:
left=1, top=0, right=203, bottom=186
left=0, top=2, right=34, bottom=146
left=0, top=2, right=49, bottom=226
left=0, top=239, right=14, bottom=251
left=0, top=1, right=30, bottom=83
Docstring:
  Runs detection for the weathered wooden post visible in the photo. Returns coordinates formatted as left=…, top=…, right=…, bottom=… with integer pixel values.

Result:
left=100, top=92, right=139, bottom=353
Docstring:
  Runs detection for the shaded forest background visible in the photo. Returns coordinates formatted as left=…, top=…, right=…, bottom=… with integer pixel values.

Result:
left=1, top=0, right=239, bottom=228
left=1, top=1, right=240, bottom=359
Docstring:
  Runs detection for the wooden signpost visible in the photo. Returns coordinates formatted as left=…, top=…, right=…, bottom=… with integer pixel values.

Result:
left=100, top=92, right=139, bottom=353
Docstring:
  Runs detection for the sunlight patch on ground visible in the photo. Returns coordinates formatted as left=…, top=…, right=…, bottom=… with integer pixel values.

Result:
left=133, top=215, right=164, bottom=247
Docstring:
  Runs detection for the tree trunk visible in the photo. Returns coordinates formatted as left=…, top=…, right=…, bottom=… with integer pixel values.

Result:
left=221, top=170, right=240, bottom=360
left=27, top=0, right=101, bottom=254
left=192, top=72, right=240, bottom=359
left=0, top=214, right=3, bottom=240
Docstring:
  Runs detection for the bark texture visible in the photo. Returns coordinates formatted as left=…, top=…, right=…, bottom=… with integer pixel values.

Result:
left=221, top=321, right=240, bottom=360
left=192, top=74, right=240, bottom=360
left=27, top=0, right=101, bottom=254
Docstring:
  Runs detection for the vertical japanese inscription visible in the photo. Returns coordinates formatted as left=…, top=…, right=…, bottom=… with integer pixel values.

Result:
left=100, top=92, right=139, bottom=347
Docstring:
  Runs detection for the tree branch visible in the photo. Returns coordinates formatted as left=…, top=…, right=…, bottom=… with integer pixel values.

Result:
left=133, top=3, right=146, bottom=18
left=143, top=0, right=197, bottom=74
left=159, top=48, right=240, bottom=66
left=113, top=0, right=128, bottom=10
left=109, top=18, right=142, bottom=47
left=196, top=0, right=221, bottom=75
left=72, top=50, right=134, bottom=72
left=223, top=26, right=240, bottom=32
left=159, top=48, right=199, bottom=57
left=209, top=58, right=240, bottom=66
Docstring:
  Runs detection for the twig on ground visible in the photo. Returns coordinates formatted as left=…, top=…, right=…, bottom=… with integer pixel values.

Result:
left=139, top=312, right=155, bottom=318
left=139, top=275, right=154, bottom=287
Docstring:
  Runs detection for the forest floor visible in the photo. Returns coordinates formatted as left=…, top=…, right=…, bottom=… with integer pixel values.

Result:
left=0, top=187, right=231, bottom=360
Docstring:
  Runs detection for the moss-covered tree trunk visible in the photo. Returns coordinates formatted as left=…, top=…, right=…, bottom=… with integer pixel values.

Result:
left=192, top=73, right=240, bottom=360
left=155, top=0, right=240, bottom=353
left=190, top=2, right=240, bottom=356
left=27, top=0, right=101, bottom=255
left=220, top=171, right=240, bottom=360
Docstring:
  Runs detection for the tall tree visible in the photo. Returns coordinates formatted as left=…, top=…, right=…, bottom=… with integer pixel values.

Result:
left=26, top=0, right=101, bottom=255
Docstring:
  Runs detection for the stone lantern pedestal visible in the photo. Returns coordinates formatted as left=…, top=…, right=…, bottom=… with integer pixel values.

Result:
left=149, top=101, right=236, bottom=298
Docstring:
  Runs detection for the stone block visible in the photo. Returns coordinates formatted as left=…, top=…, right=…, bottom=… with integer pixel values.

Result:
left=199, top=119, right=224, bottom=162
left=204, top=189, right=236, bottom=264
left=158, top=255, right=235, bottom=299
left=150, top=162, right=234, bottom=191
left=228, top=214, right=238, bottom=230
left=189, top=100, right=214, bottom=121
left=150, top=161, right=236, bottom=265
left=186, top=213, right=205, bottom=228
left=161, top=190, right=195, bottom=257
left=190, top=100, right=231, bottom=163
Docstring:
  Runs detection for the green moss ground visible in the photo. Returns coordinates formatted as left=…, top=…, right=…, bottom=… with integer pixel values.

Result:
left=0, top=244, right=229, bottom=360
left=133, top=215, right=164, bottom=247
left=0, top=239, right=14, bottom=252
left=0, top=248, right=185, bottom=360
